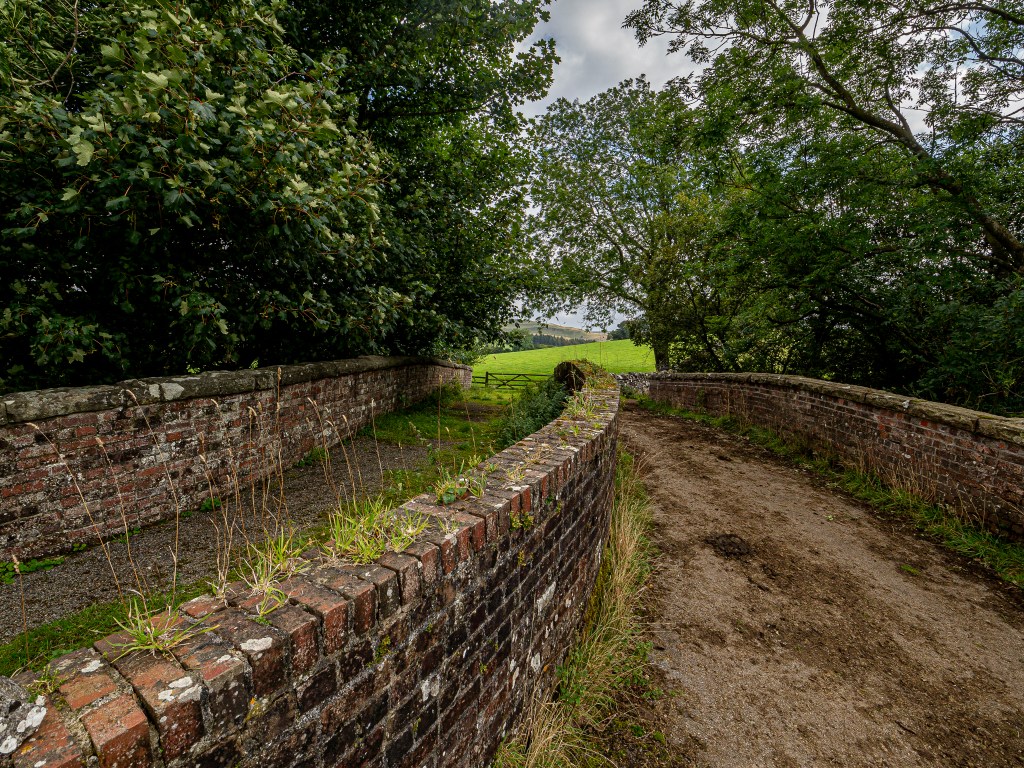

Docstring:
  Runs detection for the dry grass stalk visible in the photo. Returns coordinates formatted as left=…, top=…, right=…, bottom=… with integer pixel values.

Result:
left=495, top=451, right=652, bottom=767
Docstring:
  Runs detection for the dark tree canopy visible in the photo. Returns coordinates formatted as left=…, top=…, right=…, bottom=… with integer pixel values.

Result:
left=532, top=1, right=1024, bottom=412
left=0, top=0, right=555, bottom=391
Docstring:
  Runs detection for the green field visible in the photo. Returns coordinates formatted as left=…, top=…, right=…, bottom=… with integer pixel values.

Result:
left=473, top=339, right=655, bottom=376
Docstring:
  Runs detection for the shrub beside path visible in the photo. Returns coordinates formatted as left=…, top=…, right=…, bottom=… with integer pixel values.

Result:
left=622, top=404, right=1024, bottom=767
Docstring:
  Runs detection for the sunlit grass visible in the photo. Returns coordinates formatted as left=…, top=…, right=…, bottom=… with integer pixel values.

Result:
left=475, top=340, right=655, bottom=377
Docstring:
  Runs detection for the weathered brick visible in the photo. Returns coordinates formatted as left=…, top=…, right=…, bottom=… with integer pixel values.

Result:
left=265, top=604, right=320, bottom=677
left=180, top=594, right=226, bottom=620
left=173, top=631, right=251, bottom=732
left=282, top=576, right=350, bottom=655
left=81, top=693, right=152, bottom=768
left=377, top=552, right=422, bottom=605
left=209, top=608, right=289, bottom=697
left=95, top=634, right=204, bottom=761
left=347, top=565, right=401, bottom=620
left=11, top=705, right=84, bottom=768
left=317, top=568, right=377, bottom=634
left=296, top=663, right=337, bottom=713
left=54, top=648, right=117, bottom=711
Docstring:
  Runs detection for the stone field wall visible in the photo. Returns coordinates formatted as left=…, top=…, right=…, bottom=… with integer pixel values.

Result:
left=649, top=372, right=1024, bottom=541
left=0, top=357, right=470, bottom=560
left=2, top=362, right=620, bottom=768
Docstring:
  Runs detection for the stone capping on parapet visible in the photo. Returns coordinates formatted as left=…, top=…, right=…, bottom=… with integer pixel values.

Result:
left=649, top=372, right=1024, bottom=447
left=0, top=356, right=470, bottom=426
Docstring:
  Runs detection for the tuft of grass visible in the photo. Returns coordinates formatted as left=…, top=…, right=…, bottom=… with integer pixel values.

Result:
left=320, top=495, right=429, bottom=565
left=111, top=596, right=216, bottom=659
left=635, top=396, right=1024, bottom=589
left=0, top=580, right=210, bottom=676
left=237, top=527, right=310, bottom=600
left=495, top=450, right=657, bottom=767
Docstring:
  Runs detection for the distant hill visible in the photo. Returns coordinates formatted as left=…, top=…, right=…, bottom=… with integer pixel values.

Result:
left=504, top=322, right=607, bottom=342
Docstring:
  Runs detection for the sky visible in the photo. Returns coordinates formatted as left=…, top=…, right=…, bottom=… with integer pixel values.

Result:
left=518, top=0, right=683, bottom=330
left=523, top=0, right=680, bottom=119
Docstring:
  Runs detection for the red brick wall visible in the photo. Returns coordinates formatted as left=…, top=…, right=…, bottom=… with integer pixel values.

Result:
left=5, top=367, right=620, bottom=768
left=649, top=373, right=1024, bottom=540
left=0, top=357, right=471, bottom=559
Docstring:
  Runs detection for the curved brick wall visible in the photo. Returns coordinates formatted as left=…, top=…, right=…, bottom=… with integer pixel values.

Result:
left=2, top=363, right=620, bottom=768
left=0, top=357, right=470, bottom=559
left=649, top=372, right=1024, bottom=540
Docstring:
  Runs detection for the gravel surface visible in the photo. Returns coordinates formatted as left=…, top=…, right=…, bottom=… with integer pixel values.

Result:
left=621, top=404, right=1024, bottom=767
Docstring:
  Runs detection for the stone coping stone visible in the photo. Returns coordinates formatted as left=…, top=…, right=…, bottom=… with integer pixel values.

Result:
left=0, top=356, right=469, bottom=426
left=651, top=372, right=1024, bottom=447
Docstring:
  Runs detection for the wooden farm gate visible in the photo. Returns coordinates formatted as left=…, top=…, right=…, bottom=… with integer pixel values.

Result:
left=471, top=371, right=552, bottom=389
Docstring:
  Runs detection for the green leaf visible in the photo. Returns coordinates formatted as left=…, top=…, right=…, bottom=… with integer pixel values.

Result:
left=142, top=71, right=169, bottom=88
left=73, top=140, right=94, bottom=167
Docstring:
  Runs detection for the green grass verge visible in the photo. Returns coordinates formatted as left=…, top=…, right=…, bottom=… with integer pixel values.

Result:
left=474, top=339, right=655, bottom=377
left=0, top=581, right=210, bottom=677
left=493, top=450, right=674, bottom=767
left=635, top=396, right=1024, bottom=589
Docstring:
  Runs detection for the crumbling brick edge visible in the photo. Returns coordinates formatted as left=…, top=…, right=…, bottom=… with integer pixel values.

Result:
left=649, top=372, right=1024, bottom=540
left=2, top=362, right=620, bottom=768
left=1, top=356, right=471, bottom=560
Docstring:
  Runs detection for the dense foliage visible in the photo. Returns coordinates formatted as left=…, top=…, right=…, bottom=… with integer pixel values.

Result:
left=498, top=378, right=568, bottom=446
left=532, top=1, right=1024, bottom=413
left=0, top=0, right=555, bottom=391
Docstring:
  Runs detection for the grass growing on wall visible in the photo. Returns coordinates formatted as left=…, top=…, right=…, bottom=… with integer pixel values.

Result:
left=0, top=385, right=513, bottom=677
left=634, top=396, right=1024, bottom=590
left=493, top=450, right=671, bottom=768
left=474, top=340, right=655, bottom=377
left=0, top=582, right=211, bottom=678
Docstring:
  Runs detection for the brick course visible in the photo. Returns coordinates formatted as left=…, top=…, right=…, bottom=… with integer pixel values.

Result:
left=2, top=362, right=619, bottom=768
left=0, top=356, right=470, bottom=559
left=649, top=372, right=1024, bottom=540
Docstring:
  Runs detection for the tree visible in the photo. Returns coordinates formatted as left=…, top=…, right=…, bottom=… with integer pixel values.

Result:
left=281, top=0, right=557, bottom=358
left=621, top=0, right=1024, bottom=411
left=626, top=0, right=1024, bottom=276
left=529, top=77, right=728, bottom=369
left=0, top=0, right=383, bottom=390
left=0, top=0, right=557, bottom=391
left=607, top=323, right=631, bottom=340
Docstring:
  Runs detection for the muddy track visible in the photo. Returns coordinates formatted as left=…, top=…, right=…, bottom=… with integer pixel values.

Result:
left=621, top=405, right=1024, bottom=767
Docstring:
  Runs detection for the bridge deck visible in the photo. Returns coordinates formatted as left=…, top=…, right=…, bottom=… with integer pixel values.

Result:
left=622, top=404, right=1024, bottom=767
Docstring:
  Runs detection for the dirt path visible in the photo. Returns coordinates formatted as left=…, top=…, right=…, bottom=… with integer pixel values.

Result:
left=621, top=405, right=1024, bottom=767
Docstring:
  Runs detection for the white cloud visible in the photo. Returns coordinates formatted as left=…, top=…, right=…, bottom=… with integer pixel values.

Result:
left=521, top=0, right=690, bottom=118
